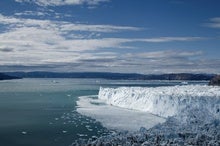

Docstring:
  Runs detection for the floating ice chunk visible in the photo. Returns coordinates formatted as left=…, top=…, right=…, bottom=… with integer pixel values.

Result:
left=77, top=134, right=87, bottom=137
left=21, top=131, right=27, bottom=135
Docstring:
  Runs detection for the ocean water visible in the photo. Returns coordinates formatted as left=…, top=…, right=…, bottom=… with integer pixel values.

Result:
left=0, top=78, right=208, bottom=146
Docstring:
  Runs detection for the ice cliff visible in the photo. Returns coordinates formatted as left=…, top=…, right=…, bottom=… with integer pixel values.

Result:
left=98, top=85, right=220, bottom=118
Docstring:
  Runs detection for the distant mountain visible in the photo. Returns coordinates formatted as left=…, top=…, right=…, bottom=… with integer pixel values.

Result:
left=0, top=73, right=21, bottom=80
left=142, top=73, right=215, bottom=81
left=4, top=72, right=215, bottom=81
left=5, top=72, right=142, bottom=80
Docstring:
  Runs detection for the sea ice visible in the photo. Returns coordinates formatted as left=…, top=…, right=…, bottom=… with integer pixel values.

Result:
left=77, top=96, right=165, bottom=131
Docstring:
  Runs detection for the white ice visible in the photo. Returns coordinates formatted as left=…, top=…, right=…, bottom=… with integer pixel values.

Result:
left=77, top=85, right=220, bottom=132
left=99, top=85, right=220, bottom=118
left=76, top=95, right=165, bottom=132
left=75, top=85, right=220, bottom=145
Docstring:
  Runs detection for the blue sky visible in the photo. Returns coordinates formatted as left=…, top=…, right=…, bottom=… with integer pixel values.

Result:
left=0, top=0, right=220, bottom=74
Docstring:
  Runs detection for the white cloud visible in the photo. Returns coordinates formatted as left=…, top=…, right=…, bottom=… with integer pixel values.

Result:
left=138, top=37, right=203, bottom=42
left=15, top=0, right=109, bottom=6
left=205, top=17, right=220, bottom=28
left=0, top=14, right=140, bottom=33
left=0, top=14, right=136, bottom=67
left=14, top=11, right=46, bottom=17
left=71, top=50, right=220, bottom=74
left=0, top=14, right=213, bottom=73
left=130, top=50, right=203, bottom=58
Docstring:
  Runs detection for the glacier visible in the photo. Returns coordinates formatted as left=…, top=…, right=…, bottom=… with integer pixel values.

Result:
left=74, top=85, right=220, bottom=145
left=98, top=85, right=220, bottom=119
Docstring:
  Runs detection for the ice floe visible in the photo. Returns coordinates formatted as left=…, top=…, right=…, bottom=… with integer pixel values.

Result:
left=77, top=95, right=165, bottom=131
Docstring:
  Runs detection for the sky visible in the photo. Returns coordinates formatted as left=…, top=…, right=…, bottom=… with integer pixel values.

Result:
left=0, top=0, right=220, bottom=74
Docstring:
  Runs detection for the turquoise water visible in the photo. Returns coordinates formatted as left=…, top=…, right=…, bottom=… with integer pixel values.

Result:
left=0, top=79, right=108, bottom=146
left=0, top=79, right=208, bottom=146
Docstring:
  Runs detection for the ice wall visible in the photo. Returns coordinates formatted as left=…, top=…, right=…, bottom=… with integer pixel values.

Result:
left=98, top=85, right=220, bottom=118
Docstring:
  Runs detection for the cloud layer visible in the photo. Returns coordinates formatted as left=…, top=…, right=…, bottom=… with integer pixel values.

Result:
left=0, top=12, right=219, bottom=74
left=15, top=0, right=109, bottom=6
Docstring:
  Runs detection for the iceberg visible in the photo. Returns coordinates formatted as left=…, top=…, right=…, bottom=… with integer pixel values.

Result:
left=98, top=85, right=220, bottom=118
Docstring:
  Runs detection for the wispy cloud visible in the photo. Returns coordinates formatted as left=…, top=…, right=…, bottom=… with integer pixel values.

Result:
left=0, top=13, right=212, bottom=73
left=0, top=14, right=140, bottom=33
left=14, top=10, right=74, bottom=19
left=129, top=50, right=203, bottom=58
left=15, top=0, right=109, bottom=7
left=14, top=11, right=46, bottom=17
left=76, top=50, right=219, bottom=74
left=204, top=17, right=220, bottom=28
left=1, top=48, right=220, bottom=74
left=138, top=37, right=203, bottom=42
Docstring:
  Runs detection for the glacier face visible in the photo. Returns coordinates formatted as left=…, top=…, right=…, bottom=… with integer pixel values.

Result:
left=98, top=85, right=220, bottom=118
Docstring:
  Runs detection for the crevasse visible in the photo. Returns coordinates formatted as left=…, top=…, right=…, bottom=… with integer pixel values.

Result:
left=98, top=85, right=220, bottom=118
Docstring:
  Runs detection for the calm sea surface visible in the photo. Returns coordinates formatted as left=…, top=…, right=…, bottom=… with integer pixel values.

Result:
left=0, top=78, right=208, bottom=146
